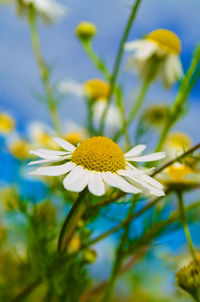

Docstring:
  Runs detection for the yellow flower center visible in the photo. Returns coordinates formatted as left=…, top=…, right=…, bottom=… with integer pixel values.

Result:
left=64, top=132, right=83, bottom=146
left=166, top=164, right=192, bottom=181
left=84, top=79, right=110, bottom=101
left=0, top=113, right=15, bottom=134
left=35, top=131, right=58, bottom=149
left=165, top=132, right=192, bottom=155
left=9, top=140, right=30, bottom=160
left=71, top=136, right=125, bottom=172
left=146, top=29, right=181, bottom=54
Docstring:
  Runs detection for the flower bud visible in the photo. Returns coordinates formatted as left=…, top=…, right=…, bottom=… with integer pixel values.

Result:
left=76, top=22, right=96, bottom=41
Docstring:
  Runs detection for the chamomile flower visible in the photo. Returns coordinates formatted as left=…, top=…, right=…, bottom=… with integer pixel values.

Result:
left=6, top=0, right=67, bottom=23
left=157, top=132, right=200, bottom=190
left=58, top=79, right=121, bottom=129
left=29, top=136, right=165, bottom=197
left=125, top=29, right=183, bottom=88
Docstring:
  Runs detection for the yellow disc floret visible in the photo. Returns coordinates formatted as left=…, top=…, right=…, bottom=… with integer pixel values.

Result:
left=146, top=29, right=181, bottom=54
left=84, top=79, right=110, bottom=100
left=71, top=136, right=125, bottom=172
left=0, top=113, right=15, bottom=134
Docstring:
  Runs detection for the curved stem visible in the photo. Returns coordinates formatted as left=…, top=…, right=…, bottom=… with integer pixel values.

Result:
left=128, top=80, right=150, bottom=124
left=99, top=0, right=143, bottom=135
left=82, top=41, right=111, bottom=80
left=57, top=189, right=87, bottom=252
left=177, top=191, right=198, bottom=263
left=28, top=8, right=61, bottom=134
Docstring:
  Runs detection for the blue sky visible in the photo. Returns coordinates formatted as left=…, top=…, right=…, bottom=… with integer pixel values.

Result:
left=0, top=0, right=200, bottom=139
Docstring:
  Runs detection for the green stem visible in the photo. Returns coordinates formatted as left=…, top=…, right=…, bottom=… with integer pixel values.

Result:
left=128, top=80, right=150, bottom=124
left=57, top=189, right=87, bottom=252
left=102, top=196, right=138, bottom=302
left=155, top=45, right=200, bottom=152
left=177, top=191, right=198, bottom=263
left=28, top=8, right=61, bottom=134
left=82, top=41, right=111, bottom=80
left=99, top=0, right=143, bottom=135
left=82, top=41, right=130, bottom=146
left=86, top=98, right=96, bottom=135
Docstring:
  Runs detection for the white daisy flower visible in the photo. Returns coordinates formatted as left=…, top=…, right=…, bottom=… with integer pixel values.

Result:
left=58, top=78, right=122, bottom=129
left=28, top=136, right=165, bottom=197
left=157, top=132, right=200, bottom=190
left=125, top=29, right=183, bottom=88
left=7, top=0, right=67, bottom=23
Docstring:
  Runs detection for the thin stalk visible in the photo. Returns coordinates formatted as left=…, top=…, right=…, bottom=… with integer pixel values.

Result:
left=99, top=0, right=143, bottom=134
left=102, top=197, right=138, bottom=302
left=28, top=8, right=61, bottom=134
left=82, top=41, right=111, bottom=80
left=57, top=189, right=87, bottom=252
left=127, top=80, right=150, bottom=124
left=82, top=41, right=130, bottom=146
left=177, top=191, right=198, bottom=263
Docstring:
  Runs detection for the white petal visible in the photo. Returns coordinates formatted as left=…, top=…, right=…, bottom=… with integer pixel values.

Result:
left=28, top=158, right=69, bottom=166
left=53, top=137, right=76, bottom=152
left=128, top=152, right=165, bottom=162
left=88, top=173, right=105, bottom=196
left=63, top=166, right=90, bottom=192
left=124, top=40, right=151, bottom=51
left=140, top=174, right=163, bottom=189
left=29, top=150, right=61, bottom=160
left=36, top=148, right=69, bottom=156
left=30, top=162, right=75, bottom=176
left=127, top=174, right=165, bottom=197
left=102, top=172, right=141, bottom=194
left=124, top=144, right=146, bottom=158
left=134, top=43, right=157, bottom=60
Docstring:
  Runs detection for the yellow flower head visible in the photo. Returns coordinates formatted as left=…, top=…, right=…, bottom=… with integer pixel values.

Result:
left=165, top=132, right=192, bottom=156
left=166, top=164, right=193, bottom=181
left=146, top=29, right=181, bottom=55
left=76, top=21, right=97, bottom=41
left=64, top=132, right=84, bottom=146
left=0, top=112, right=15, bottom=134
left=83, top=79, right=110, bottom=101
left=71, top=136, right=125, bottom=172
left=9, top=139, right=30, bottom=160
left=175, top=260, right=200, bottom=301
